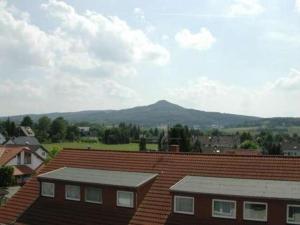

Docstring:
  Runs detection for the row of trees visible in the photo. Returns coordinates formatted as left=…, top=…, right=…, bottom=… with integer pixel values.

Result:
left=0, top=116, right=80, bottom=143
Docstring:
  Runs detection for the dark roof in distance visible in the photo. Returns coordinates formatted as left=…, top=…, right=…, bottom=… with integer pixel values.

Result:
left=6, top=136, right=40, bottom=146
left=38, top=167, right=158, bottom=188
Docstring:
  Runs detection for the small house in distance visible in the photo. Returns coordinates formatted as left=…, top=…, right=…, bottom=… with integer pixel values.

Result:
left=0, top=133, right=6, bottom=145
left=282, top=140, right=300, bottom=156
left=199, top=135, right=240, bottom=153
left=17, top=126, right=35, bottom=137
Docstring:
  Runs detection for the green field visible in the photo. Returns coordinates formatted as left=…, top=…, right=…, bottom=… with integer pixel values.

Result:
left=43, top=142, right=158, bottom=152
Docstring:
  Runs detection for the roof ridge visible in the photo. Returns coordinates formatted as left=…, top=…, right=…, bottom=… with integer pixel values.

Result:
left=61, top=148, right=297, bottom=159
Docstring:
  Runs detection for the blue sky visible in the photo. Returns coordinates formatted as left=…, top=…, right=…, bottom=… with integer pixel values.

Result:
left=0, top=0, right=300, bottom=117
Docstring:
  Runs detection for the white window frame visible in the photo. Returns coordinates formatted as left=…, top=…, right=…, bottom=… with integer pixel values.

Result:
left=85, top=186, right=102, bottom=204
left=117, top=191, right=134, bottom=208
left=65, top=184, right=81, bottom=201
left=287, top=204, right=300, bottom=224
left=212, top=199, right=236, bottom=219
left=41, top=182, right=55, bottom=198
left=173, top=195, right=194, bottom=215
left=243, top=201, right=268, bottom=222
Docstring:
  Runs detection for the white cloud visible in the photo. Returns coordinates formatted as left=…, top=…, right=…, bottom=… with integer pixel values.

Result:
left=167, top=69, right=300, bottom=117
left=175, top=28, right=216, bottom=51
left=0, top=0, right=169, bottom=73
left=296, top=0, right=300, bottom=12
left=228, top=0, right=264, bottom=17
left=0, top=73, right=140, bottom=116
left=0, top=0, right=167, bottom=115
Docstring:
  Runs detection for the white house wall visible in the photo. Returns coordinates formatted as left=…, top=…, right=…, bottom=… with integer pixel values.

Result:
left=35, top=147, right=48, bottom=159
left=6, top=151, right=43, bottom=170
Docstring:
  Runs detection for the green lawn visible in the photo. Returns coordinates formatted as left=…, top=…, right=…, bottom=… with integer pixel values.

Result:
left=43, top=142, right=158, bottom=152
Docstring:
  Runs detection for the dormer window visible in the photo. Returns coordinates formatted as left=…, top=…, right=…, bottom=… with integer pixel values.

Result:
left=41, top=182, right=55, bottom=197
left=117, top=191, right=134, bottom=208
left=65, top=185, right=80, bottom=201
left=24, top=152, right=31, bottom=164
left=85, top=187, right=102, bottom=204
left=212, top=199, right=236, bottom=219
left=173, top=195, right=194, bottom=215
left=37, top=167, right=157, bottom=208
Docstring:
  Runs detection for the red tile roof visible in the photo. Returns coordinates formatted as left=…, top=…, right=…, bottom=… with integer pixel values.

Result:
left=1, top=148, right=300, bottom=225
left=13, top=165, right=34, bottom=176
left=0, top=146, right=24, bottom=165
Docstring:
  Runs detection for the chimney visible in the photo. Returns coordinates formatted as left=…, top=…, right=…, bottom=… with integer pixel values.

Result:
left=169, top=145, right=180, bottom=153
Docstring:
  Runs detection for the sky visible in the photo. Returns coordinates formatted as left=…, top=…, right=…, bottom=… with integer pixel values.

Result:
left=0, top=0, right=300, bottom=117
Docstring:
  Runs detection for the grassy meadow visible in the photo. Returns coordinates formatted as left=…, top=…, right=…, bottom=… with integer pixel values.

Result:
left=43, top=142, right=158, bottom=152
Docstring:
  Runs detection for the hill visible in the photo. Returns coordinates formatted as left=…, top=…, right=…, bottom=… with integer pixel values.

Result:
left=1, top=100, right=262, bottom=128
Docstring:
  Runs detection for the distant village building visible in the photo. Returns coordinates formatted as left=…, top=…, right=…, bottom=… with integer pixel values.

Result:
left=0, top=146, right=46, bottom=184
left=17, top=126, right=35, bottom=137
left=282, top=141, right=300, bottom=156
left=0, top=133, right=6, bottom=145
left=199, top=135, right=240, bottom=153
left=78, top=126, right=91, bottom=137
left=5, top=136, right=40, bottom=146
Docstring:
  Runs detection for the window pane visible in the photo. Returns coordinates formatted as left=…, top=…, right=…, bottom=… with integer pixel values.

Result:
left=41, top=182, right=54, bottom=197
left=117, top=191, right=133, bottom=207
left=288, top=206, right=300, bottom=223
left=213, top=200, right=235, bottom=217
left=244, top=203, right=267, bottom=221
left=175, top=196, right=194, bottom=214
left=66, top=185, right=80, bottom=200
left=85, top=187, right=102, bottom=203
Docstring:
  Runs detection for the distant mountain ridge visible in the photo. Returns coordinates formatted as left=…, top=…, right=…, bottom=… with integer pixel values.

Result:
left=2, top=100, right=300, bottom=128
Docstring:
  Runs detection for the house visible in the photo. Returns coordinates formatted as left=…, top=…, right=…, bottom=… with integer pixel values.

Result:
left=0, top=146, right=45, bottom=184
left=17, top=126, right=35, bottom=137
left=4, top=137, right=48, bottom=159
left=199, top=135, right=240, bottom=153
left=1, top=149, right=300, bottom=225
left=5, top=136, right=40, bottom=146
left=0, top=133, right=6, bottom=145
left=78, top=126, right=90, bottom=136
left=282, top=141, right=300, bottom=156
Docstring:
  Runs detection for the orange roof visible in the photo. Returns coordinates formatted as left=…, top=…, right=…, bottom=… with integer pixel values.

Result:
left=13, top=165, right=34, bottom=176
left=1, top=148, right=300, bottom=225
left=0, top=146, right=24, bottom=165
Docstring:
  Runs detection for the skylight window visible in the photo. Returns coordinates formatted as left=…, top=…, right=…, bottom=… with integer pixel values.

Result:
left=243, top=202, right=267, bottom=222
left=41, top=182, right=55, bottom=198
left=173, top=195, right=194, bottom=215
left=117, top=191, right=134, bottom=208
left=85, top=186, right=102, bottom=204
left=65, top=185, right=80, bottom=201
left=212, top=199, right=236, bottom=219
left=287, top=205, right=300, bottom=224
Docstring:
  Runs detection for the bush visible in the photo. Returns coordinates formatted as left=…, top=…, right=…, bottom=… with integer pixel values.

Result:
left=0, top=166, right=14, bottom=187
left=240, top=140, right=258, bottom=149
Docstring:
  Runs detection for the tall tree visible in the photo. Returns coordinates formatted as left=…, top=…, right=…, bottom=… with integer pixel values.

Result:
left=50, top=117, right=68, bottom=142
left=36, top=116, right=51, bottom=142
left=66, top=125, right=80, bottom=142
left=20, top=116, right=33, bottom=127
left=139, top=136, right=147, bottom=151
left=169, top=124, right=191, bottom=152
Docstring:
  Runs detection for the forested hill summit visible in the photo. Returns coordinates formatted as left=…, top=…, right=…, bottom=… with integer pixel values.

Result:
left=2, top=100, right=300, bottom=128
